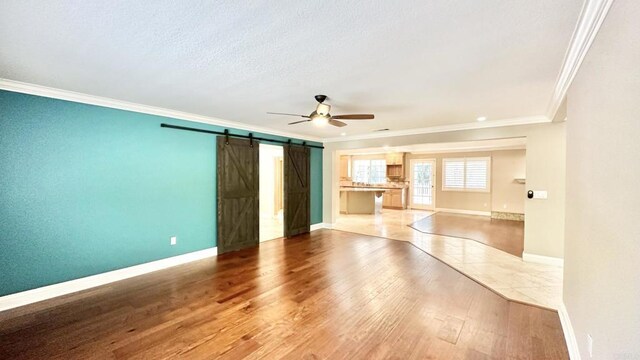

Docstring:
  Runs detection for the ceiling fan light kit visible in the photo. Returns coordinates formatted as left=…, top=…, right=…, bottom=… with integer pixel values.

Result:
left=267, top=95, right=375, bottom=128
left=311, top=114, right=329, bottom=126
left=316, top=103, right=331, bottom=116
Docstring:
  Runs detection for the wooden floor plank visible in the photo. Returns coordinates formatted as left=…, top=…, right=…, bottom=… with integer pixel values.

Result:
left=410, top=212, right=525, bottom=257
left=0, top=230, right=567, bottom=359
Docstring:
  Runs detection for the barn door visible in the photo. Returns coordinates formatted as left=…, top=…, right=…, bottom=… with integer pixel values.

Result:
left=284, top=145, right=311, bottom=237
left=217, top=136, right=259, bottom=254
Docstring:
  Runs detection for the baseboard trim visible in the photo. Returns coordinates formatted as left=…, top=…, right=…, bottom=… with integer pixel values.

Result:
left=522, top=252, right=564, bottom=267
left=558, top=302, right=581, bottom=360
left=0, top=247, right=218, bottom=313
left=311, top=223, right=331, bottom=231
left=435, top=208, right=491, bottom=217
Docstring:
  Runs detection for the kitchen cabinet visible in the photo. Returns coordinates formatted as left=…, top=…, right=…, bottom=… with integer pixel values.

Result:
left=382, top=188, right=407, bottom=209
left=391, top=191, right=403, bottom=208
left=382, top=192, right=392, bottom=207
left=340, top=155, right=351, bottom=179
left=385, top=152, right=404, bottom=165
left=385, top=153, right=405, bottom=179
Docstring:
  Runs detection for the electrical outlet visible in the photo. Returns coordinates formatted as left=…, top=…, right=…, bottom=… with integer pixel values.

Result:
left=587, top=334, right=593, bottom=358
left=170, top=236, right=177, bottom=246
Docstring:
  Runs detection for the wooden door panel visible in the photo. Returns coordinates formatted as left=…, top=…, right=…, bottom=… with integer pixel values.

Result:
left=217, top=136, right=259, bottom=254
left=284, top=145, right=310, bottom=237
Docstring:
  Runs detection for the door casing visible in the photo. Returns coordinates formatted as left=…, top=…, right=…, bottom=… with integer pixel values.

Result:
left=409, top=158, right=436, bottom=210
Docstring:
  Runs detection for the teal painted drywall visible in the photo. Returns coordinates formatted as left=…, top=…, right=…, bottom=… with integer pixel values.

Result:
left=0, top=90, right=322, bottom=296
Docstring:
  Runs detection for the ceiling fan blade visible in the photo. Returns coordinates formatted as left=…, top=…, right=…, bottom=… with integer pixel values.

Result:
left=332, top=114, right=375, bottom=120
left=267, top=112, right=310, bottom=118
left=329, top=119, right=347, bottom=127
left=288, top=119, right=311, bottom=125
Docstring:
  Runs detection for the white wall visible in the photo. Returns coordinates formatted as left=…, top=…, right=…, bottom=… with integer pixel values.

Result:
left=564, top=0, right=640, bottom=357
left=406, top=149, right=526, bottom=214
left=491, top=149, right=526, bottom=214
left=323, top=122, right=566, bottom=259
left=523, top=123, right=566, bottom=258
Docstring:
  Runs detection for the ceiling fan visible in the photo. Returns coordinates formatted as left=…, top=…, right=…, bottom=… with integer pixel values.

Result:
left=267, top=95, right=374, bottom=127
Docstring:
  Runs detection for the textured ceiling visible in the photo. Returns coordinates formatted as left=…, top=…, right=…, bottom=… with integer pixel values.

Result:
left=0, top=0, right=583, bottom=139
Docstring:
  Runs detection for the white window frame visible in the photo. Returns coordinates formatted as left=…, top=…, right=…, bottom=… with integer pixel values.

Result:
left=442, top=157, right=491, bottom=192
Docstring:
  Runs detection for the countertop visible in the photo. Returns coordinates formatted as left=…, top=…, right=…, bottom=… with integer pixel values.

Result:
left=339, top=187, right=389, bottom=192
left=341, top=185, right=407, bottom=190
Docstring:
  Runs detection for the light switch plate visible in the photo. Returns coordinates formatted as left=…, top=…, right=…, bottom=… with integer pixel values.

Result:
left=170, top=236, right=177, bottom=245
left=533, top=190, right=548, bottom=199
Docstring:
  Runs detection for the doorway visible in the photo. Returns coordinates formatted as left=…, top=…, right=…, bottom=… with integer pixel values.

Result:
left=410, top=159, right=436, bottom=210
left=259, top=143, right=284, bottom=242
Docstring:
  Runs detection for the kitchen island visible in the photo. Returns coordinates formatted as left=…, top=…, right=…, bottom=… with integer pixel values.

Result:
left=339, top=188, right=387, bottom=214
left=341, top=185, right=408, bottom=210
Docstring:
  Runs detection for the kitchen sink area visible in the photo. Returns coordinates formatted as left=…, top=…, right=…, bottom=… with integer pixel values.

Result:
left=339, top=152, right=409, bottom=214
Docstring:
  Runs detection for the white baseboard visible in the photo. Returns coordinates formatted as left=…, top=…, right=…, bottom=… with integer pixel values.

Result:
left=522, top=252, right=564, bottom=267
left=558, top=302, right=581, bottom=360
left=311, top=223, right=332, bottom=231
left=0, top=247, right=218, bottom=313
left=435, top=208, right=491, bottom=216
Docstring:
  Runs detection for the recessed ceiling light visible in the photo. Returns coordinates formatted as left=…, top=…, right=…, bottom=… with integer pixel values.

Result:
left=477, top=116, right=487, bottom=122
left=340, top=132, right=347, bottom=136
left=383, top=146, right=391, bottom=151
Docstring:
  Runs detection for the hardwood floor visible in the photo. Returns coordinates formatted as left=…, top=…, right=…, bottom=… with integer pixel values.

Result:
left=410, top=212, right=525, bottom=257
left=0, top=230, right=566, bottom=359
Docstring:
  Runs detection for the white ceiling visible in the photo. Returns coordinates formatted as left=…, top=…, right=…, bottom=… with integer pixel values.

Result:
left=0, top=1, right=583, bottom=139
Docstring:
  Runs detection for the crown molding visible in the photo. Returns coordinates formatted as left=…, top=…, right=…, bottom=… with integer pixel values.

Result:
left=0, top=79, right=323, bottom=143
left=323, top=115, right=550, bottom=143
left=0, top=79, right=556, bottom=145
left=546, top=0, right=614, bottom=120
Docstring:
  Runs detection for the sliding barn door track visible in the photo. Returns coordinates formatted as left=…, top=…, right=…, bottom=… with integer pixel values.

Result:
left=160, top=123, right=324, bottom=149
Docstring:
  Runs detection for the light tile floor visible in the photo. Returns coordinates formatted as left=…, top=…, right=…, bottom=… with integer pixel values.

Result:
left=332, top=209, right=563, bottom=310
left=260, top=214, right=284, bottom=242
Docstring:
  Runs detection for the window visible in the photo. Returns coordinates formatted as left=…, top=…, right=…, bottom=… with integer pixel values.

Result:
left=352, top=159, right=387, bottom=184
left=442, top=157, right=490, bottom=192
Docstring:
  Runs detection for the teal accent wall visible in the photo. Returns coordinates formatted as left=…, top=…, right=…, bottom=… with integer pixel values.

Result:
left=0, top=90, right=322, bottom=296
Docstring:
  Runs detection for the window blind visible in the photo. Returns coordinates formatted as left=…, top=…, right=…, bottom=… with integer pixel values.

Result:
left=465, top=159, right=488, bottom=189
left=442, top=157, right=490, bottom=191
left=443, top=159, right=465, bottom=189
